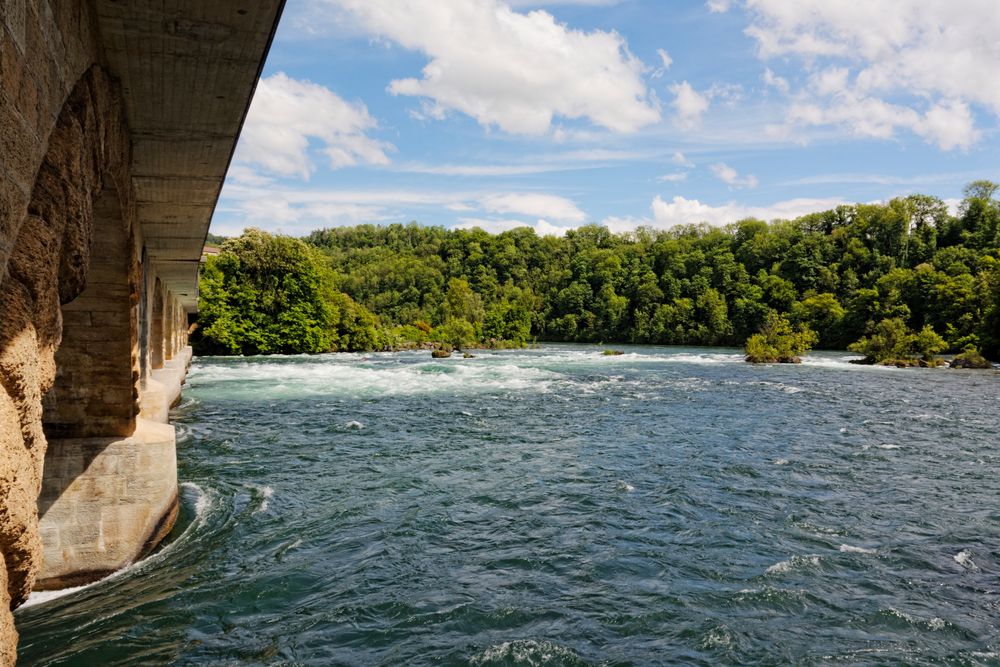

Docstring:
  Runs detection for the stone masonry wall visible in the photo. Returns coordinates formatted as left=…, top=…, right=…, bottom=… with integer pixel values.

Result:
left=0, top=2, right=132, bottom=662
left=43, top=188, right=141, bottom=439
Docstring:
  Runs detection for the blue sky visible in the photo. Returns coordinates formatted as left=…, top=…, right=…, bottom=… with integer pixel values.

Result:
left=212, top=0, right=1000, bottom=237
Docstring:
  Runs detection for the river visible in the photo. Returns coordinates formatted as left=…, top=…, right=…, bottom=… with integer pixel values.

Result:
left=15, top=345, right=1000, bottom=665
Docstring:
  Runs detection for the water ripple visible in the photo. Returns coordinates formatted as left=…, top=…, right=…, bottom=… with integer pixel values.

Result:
left=16, top=345, right=1000, bottom=665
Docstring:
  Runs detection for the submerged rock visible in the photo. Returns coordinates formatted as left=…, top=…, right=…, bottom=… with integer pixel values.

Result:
left=602, top=349, right=625, bottom=356
left=431, top=349, right=452, bottom=359
left=463, top=353, right=475, bottom=359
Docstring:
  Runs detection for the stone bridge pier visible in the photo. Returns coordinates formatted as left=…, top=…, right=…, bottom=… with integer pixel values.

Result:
left=0, top=1, right=283, bottom=662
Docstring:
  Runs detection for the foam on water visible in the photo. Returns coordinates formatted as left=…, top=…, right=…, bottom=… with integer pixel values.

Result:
left=19, top=582, right=98, bottom=609
left=186, top=481, right=212, bottom=521
left=766, top=555, right=821, bottom=574
left=247, top=484, right=274, bottom=514
left=700, top=626, right=736, bottom=651
left=954, top=549, right=977, bottom=569
left=885, top=608, right=950, bottom=631
left=189, top=357, right=563, bottom=400
left=469, top=639, right=583, bottom=666
left=189, top=347, right=909, bottom=404
left=839, top=544, right=877, bottom=555
left=655, top=352, right=742, bottom=364
left=800, top=355, right=866, bottom=369
left=750, top=381, right=803, bottom=394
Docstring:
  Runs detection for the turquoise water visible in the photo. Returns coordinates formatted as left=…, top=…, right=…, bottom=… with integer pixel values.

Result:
left=15, top=345, right=1000, bottom=665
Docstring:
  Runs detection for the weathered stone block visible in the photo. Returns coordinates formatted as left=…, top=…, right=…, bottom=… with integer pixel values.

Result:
left=1, top=0, right=25, bottom=53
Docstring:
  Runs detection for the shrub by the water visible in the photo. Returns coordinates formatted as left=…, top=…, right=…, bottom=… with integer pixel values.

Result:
left=744, top=313, right=817, bottom=363
left=950, top=347, right=993, bottom=369
left=848, top=318, right=947, bottom=366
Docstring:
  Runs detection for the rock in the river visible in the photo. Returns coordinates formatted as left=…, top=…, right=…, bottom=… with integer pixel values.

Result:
left=950, top=349, right=993, bottom=369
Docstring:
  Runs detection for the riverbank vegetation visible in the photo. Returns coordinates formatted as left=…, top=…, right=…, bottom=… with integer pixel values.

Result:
left=195, top=182, right=1000, bottom=362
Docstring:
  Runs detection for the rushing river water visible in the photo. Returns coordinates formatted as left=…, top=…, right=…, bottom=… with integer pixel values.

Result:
left=15, top=345, right=1000, bottom=665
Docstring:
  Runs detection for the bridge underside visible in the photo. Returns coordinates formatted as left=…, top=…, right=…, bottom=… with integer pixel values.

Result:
left=0, top=0, right=283, bottom=661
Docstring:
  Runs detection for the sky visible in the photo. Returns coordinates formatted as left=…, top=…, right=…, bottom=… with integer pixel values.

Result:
left=212, top=0, right=1000, bottom=238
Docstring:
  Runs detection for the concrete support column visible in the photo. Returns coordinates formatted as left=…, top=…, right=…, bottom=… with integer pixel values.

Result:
left=164, top=295, right=175, bottom=361
left=148, top=295, right=191, bottom=414
left=174, top=299, right=183, bottom=356
left=36, top=420, right=178, bottom=590
left=150, top=278, right=164, bottom=370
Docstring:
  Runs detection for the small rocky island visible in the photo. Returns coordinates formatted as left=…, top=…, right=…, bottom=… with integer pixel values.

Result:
left=744, top=313, right=817, bottom=364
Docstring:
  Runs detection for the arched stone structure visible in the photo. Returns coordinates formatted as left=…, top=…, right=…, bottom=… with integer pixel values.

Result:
left=43, top=187, right=140, bottom=439
left=0, top=1, right=283, bottom=661
left=0, top=62, right=176, bottom=652
left=21, top=72, right=180, bottom=593
left=0, top=64, right=132, bottom=651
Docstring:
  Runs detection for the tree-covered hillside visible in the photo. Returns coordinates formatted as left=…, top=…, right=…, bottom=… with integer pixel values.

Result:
left=195, top=182, right=1000, bottom=360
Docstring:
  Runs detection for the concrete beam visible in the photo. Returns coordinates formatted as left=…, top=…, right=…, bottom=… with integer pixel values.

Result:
left=94, top=0, right=285, bottom=312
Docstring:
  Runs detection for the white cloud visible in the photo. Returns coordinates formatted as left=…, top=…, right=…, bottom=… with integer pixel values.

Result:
left=403, top=163, right=562, bottom=177
left=785, top=74, right=980, bottom=150
left=916, top=101, right=980, bottom=151
left=217, top=183, right=479, bottom=233
left=740, top=0, right=1000, bottom=150
left=326, top=0, right=660, bottom=135
left=507, top=0, right=622, bottom=6
left=671, top=151, right=694, bottom=167
left=669, top=81, right=710, bottom=128
left=226, top=165, right=275, bottom=187
left=706, top=82, right=744, bottom=106
left=236, top=73, right=393, bottom=179
left=656, top=172, right=688, bottom=183
left=398, top=148, right=659, bottom=177
left=554, top=148, right=655, bottom=162
left=784, top=171, right=978, bottom=187
left=479, top=192, right=587, bottom=222
left=706, top=0, right=732, bottom=12
left=657, top=48, right=673, bottom=69
left=651, top=194, right=845, bottom=227
left=944, top=198, right=963, bottom=217
left=454, top=217, right=569, bottom=236
left=601, top=195, right=848, bottom=233
left=710, top=162, right=758, bottom=188
left=218, top=183, right=589, bottom=234
left=762, top=68, right=789, bottom=94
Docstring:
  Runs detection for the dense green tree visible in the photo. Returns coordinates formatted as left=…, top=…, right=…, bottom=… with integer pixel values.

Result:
left=193, top=229, right=383, bottom=355
left=194, top=229, right=336, bottom=355
left=199, top=182, right=999, bottom=360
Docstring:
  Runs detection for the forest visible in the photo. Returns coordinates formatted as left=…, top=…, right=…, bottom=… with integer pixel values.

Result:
left=193, top=181, right=1000, bottom=362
